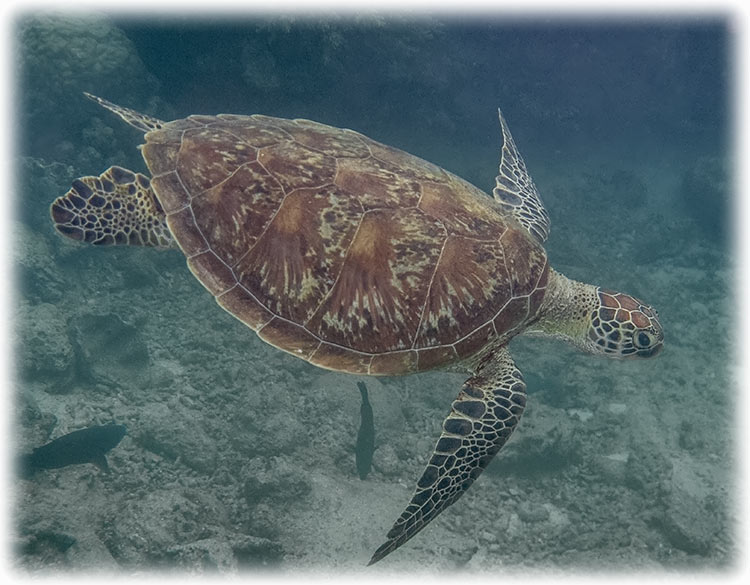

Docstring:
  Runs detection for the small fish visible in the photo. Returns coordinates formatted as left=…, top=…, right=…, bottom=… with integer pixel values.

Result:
left=18, top=423, right=127, bottom=478
left=355, top=381, right=375, bottom=480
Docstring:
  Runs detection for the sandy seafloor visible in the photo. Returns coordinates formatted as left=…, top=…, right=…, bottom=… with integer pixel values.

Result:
left=10, top=12, right=736, bottom=576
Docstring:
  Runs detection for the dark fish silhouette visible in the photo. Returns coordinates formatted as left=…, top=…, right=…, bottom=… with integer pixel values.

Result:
left=18, top=423, right=127, bottom=478
left=355, top=381, right=375, bottom=479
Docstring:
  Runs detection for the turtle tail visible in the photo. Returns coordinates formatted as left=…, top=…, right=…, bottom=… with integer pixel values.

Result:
left=50, top=166, right=174, bottom=248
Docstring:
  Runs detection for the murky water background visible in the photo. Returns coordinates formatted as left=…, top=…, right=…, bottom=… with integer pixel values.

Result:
left=12, top=13, right=733, bottom=573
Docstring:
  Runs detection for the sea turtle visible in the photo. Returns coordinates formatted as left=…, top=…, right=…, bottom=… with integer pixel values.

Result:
left=50, top=93, right=664, bottom=565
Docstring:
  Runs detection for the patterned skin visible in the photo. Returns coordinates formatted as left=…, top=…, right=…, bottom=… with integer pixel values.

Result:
left=50, top=94, right=663, bottom=565
left=590, top=289, right=663, bottom=358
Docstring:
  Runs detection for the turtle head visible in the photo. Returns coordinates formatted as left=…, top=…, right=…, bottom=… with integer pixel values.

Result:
left=586, top=289, right=663, bottom=358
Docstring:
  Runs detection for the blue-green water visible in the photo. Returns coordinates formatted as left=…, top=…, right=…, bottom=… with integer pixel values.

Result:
left=12, top=13, right=733, bottom=573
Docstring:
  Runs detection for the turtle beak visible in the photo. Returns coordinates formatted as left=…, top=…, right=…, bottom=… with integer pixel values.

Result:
left=635, top=342, right=663, bottom=358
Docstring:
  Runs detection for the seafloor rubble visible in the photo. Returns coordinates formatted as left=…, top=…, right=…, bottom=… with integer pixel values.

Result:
left=12, top=14, right=733, bottom=574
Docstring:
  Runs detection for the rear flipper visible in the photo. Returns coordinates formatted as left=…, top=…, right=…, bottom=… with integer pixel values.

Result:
left=50, top=166, right=173, bottom=247
left=368, top=346, right=526, bottom=564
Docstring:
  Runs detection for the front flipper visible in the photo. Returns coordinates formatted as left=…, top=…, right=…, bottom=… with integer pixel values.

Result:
left=369, top=346, right=526, bottom=565
left=492, top=109, right=550, bottom=244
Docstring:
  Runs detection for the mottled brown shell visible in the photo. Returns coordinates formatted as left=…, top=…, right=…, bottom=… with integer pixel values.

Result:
left=141, top=114, right=549, bottom=375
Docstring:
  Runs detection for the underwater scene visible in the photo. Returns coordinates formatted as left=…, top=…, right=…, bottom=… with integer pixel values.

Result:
left=12, top=12, right=733, bottom=574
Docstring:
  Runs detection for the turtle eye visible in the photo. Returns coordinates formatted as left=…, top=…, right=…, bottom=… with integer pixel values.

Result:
left=634, top=330, right=653, bottom=349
